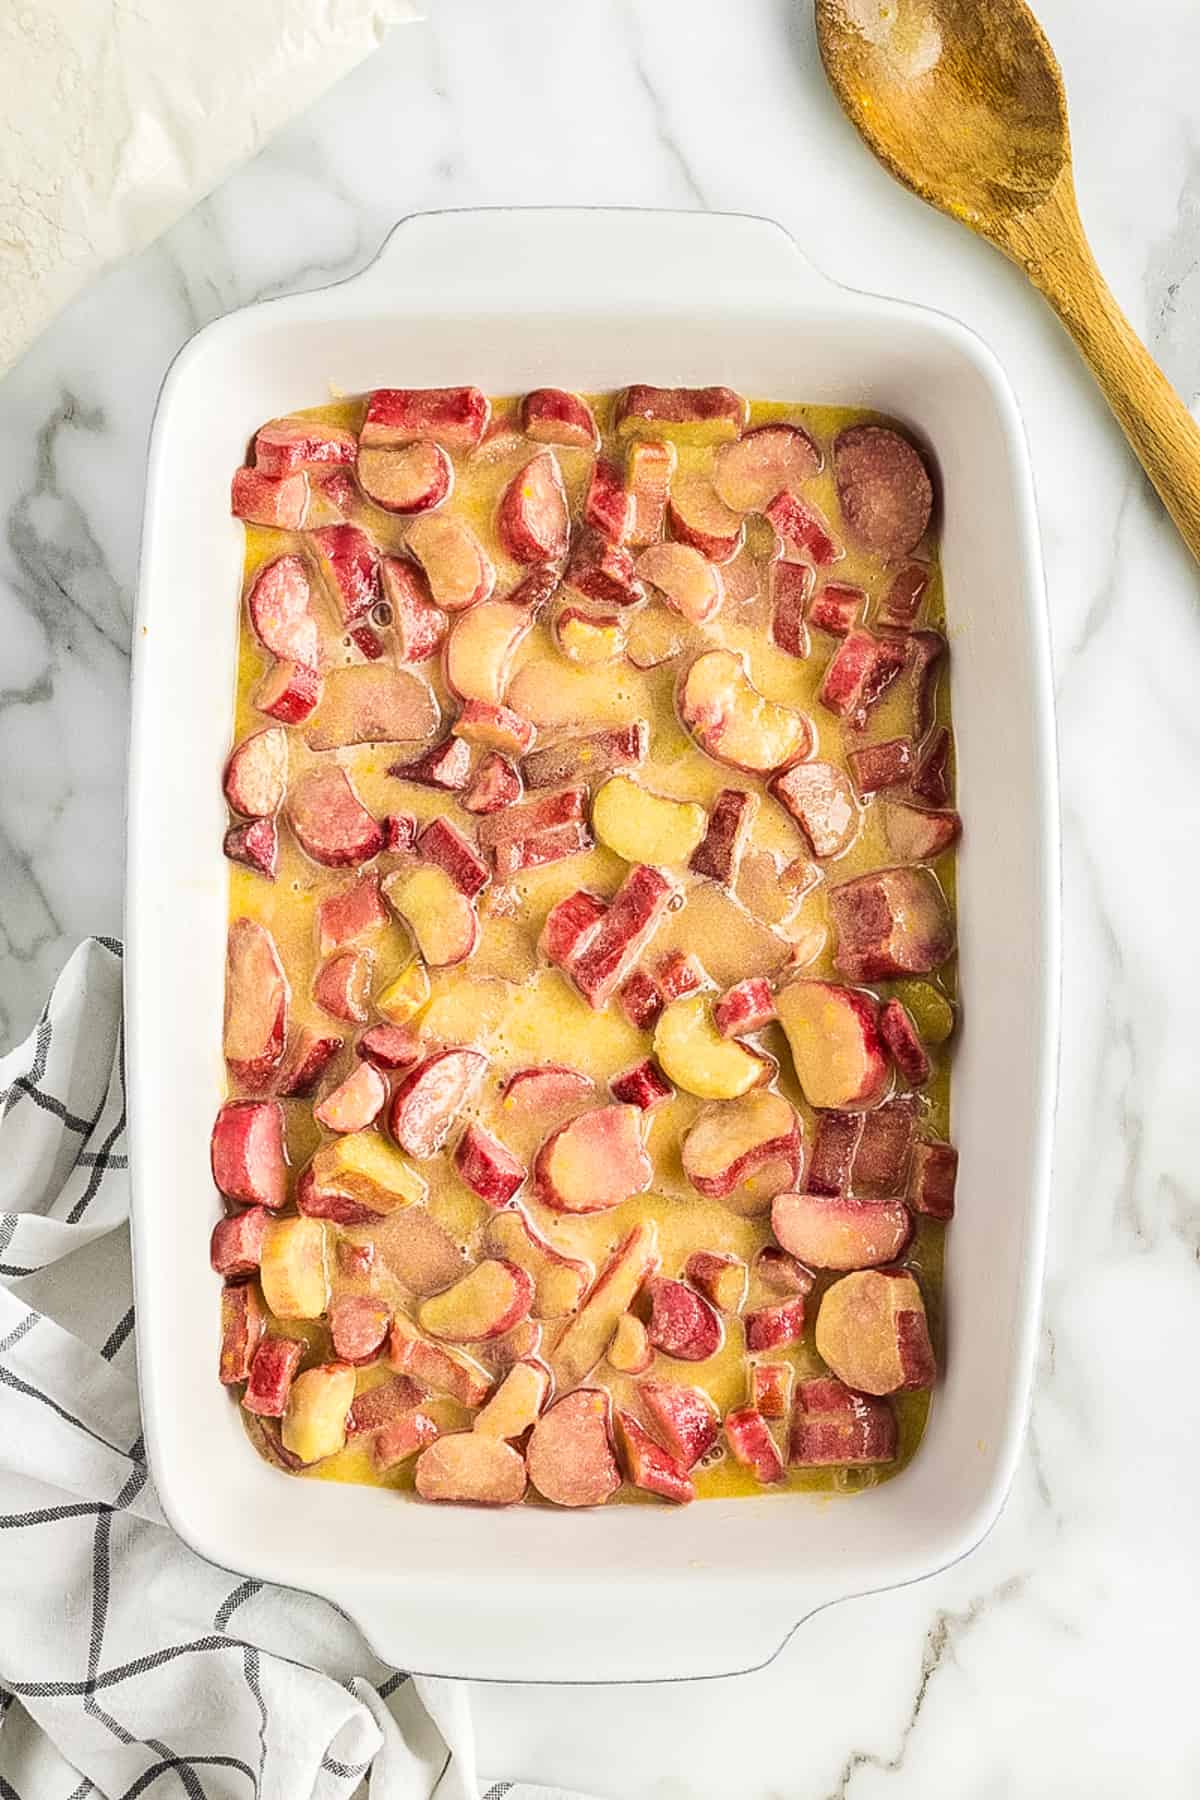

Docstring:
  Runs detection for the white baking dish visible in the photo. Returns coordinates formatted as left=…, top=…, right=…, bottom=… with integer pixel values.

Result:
left=127, top=208, right=1059, bottom=1683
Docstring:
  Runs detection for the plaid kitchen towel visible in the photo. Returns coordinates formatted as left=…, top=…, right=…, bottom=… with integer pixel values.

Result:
left=0, top=938, right=595, bottom=1800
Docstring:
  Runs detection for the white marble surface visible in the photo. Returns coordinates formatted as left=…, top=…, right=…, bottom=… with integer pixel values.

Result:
left=2, top=0, right=1198, bottom=1792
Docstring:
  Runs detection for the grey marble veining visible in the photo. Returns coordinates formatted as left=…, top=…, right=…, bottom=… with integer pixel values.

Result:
left=1, top=0, right=1198, bottom=1792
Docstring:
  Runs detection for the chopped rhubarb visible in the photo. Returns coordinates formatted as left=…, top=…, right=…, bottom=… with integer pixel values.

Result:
left=878, top=562, right=930, bottom=631
left=788, top=1375, right=897, bottom=1466
left=313, top=949, right=372, bottom=1024
left=210, top=1206, right=270, bottom=1278
left=713, top=977, right=776, bottom=1038
left=521, top=387, right=598, bottom=449
left=541, top=889, right=608, bottom=969
left=809, top=580, right=865, bottom=637
left=357, top=440, right=452, bottom=515
left=329, top=1294, right=392, bottom=1364
left=223, top=918, right=287, bottom=1084
left=497, top=451, right=570, bottom=563
left=453, top=699, right=536, bottom=758
left=388, top=735, right=472, bottom=792
left=336, top=1238, right=376, bottom=1279
left=417, top=1259, right=533, bottom=1343
left=527, top=1389, right=621, bottom=1507
left=806, top=1110, right=864, bottom=1197
left=534, top=1104, right=651, bottom=1214
left=830, top=866, right=954, bottom=980
left=833, top=424, right=933, bottom=559
left=564, top=531, right=645, bottom=606
left=219, top=1281, right=267, bottom=1384
left=776, top=980, right=889, bottom=1111
left=316, top=874, right=389, bottom=956
left=462, top=752, right=522, bottom=814
left=852, top=1098, right=918, bottom=1196
left=609, top=1058, right=674, bottom=1110
left=639, top=1380, right=720, bottom=1468
left=454, top=1123, right=526, bottom=1207
left=679, top=649, right=813, bottom=774
left=882, top=801, right=962, bottom=863
left=387, top=1313, right=492, bottom=1407
left=415, top=1432, right=526, bottom=1505
left=271, top=1028, right=343, bottom=1097
left=314, top=1060, right=387, bottom=1134
left=569, top=864, right=678, bottom=1009
left=910, top=727, right=952, bottom=806
left=617, top=385, right=747, bottom=444
left=254, top=658, right=322, bottom=726
left=492, top=821, right=592, bottom=878
left=750, top=1362, right=792, bottom=1420
left=549, top=1221, right=660, bottom=1390
left=375, top=1410, right=442, bottom=1471
left=405, top=513, right=494, bottom=612
left=583, top=455, right=632, bottom=542
left=815, top=1267, right=935, bottom=1394
left=619, top=966, right=662, bottom=1031
left=688, top=787, right=757, bottom=885
left=306, top=664, right=439, bottom=751
left=388, top=1049, right=488, bottom=1159
left=725, top=1407, right=786, bottom=1483
left=211, top=1101, right=288, bottom=1209
left=417, top=817, right=488, bottom=899
left=769, top=559, right=814, bottom=657
left=288, top=766, right=383, bottom=867
left=224, top=818, right=278, bottom=880
left=615, top=1411, right=695, bottom=1503
left=231, top=467, right=308, bottom=530
left=476, top=786, right=588, bottom=851
left=346, top=1374, right=426, bottom=1438
left=753, top=1245, right=814, bottom=1296
left=771, top=760, right=860, bottom=859
left=879, top=998, right=932, bottom=1086
left=259, top=1216, right=329, bottom=1321
left=484, top=1206, right=591, bottom=1319
left=625, top=439, right=677, bottom=546
left=646, top=1277, right=723, bottom=1362
left=712, top=423, right=821, bottom=513
left=382, top=812, right=418, bottom=852
left=254, top=417, right=357, bottom=477
left=607, top=1313, right=653, bottom=1374
left=684, top=1250, right=747, bottom=1313
left=765, top=491, right=841, bottom=565
left=523, top=721, right=647, bottom=790
left=906, top=629, right=946, bottom=739
left=908, top=1139, right=958, bottom=1220
left=224, top=727, right=287, bottom=819
left=499, top=1064, right=595, bottom=1122
left=771, top=1192, right=912, bottom=1271
left=667, top=474, right=743, bottom=562
left=635, top=542, right=723, bottom=625
left=655, top=950, right=704, bottom=1004
left=744, top=1295, right=807, bottom=1352
left=242, top=1336, right=303, bottom=1417
left=357, top=1023, right=422, bottom=1071
left=302, top=1131, right=425, bottom=1224
left=848, top=737, right=915, bottom=796
left=310, top=523, right=380, bottom=626
left=473, top=1357, right=551, bottom=1439
left=361, top=386, right=488, bottom=451
left=380, top=556, right=447, bottom=662
left=681, top=1091, right=801, bottom=1207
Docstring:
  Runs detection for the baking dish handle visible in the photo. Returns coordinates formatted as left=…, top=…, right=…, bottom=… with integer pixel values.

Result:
left=349, top=206, right=839, bottom=314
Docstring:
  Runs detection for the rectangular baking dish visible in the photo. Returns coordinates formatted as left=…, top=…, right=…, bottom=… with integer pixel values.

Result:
left=127, top=207, right=1059, bottom=1683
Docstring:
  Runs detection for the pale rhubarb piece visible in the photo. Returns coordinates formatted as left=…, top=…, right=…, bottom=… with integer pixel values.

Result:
left=617, top=385, right=748, bottom=445
left=361, top=387, right=488, bottom=450
left=224, top=818, right=278, bottom=880
left=405, top=514, right=494, bottom=611
left=655, top=949, right=704, bottom=1003
left=771, top=761, right=860, bottom=859
left=305, top=665, right=439, bottom=753
left=667, top=473, right=743, bottom=561
left=744, top=1295, right=807, bottom=1352
left=750, top=1362, right=792, bottom=1421
left=246, top=554, right=317, bottom=666
left=625, top=604, right=685, bottom=669
left=313, top=1061, right=387, bottom=1135
left=788, top=1375, right=897, bottom=1466
left=242, top=1336, right=303, bottom=1418
left=808, top=580, right=865, bottom=637
left=375, top=960, right=431, bottom=1025
left=328, top=1294, right=392, bottom=1364
left=555, top=606, right=626, bottom=665
left=336, top=1238, right=376, bottom=1280
left=771, top=1192, right=911, bottom=1272
left=374, top=1410, right=442, bottom=1472
left=454, top=1123, right=525, bottom=1207
left=523, top=721, right=647, bottom=790
left=711, top=423, right=821, bottom=513
left=569, top=864, right=678, bottom=1009
left=549, top=1220, right=660, bottom=1390
left=891, top=978, right=954, bottom=1045
left=592, top=775, right=706, bottom=866
left=907, top=629, right=947, bottom=739
left=444, top=599, right=532, bottom=704
left=609, top=1058, right=673, bottom=1110
left=473, top=1358, right=550, bottom=1439
left=382, top=812, right=418, bottom=852
left=521, top=387, right=598, bottom=449
left=316, top=874, right=389, bottom=957
left=833, top=424, right=933, bottom=559
left=346, top=1374, right=425, bottom=1438
left=281, top=1363, right=356, bottom=1463
left=635, top=542, right=723, bottom=625
left=231, top=467, right=308, bottom=529
left=724, top=1407, right=785, bottom=1483
left=210, top=1101, right=287, bottom=1210
left=418, top=1260, right=534, bottom=1344
left=607, top=1313, right=652, bottom=1374
left=383, top=866, right=479, bottom=967
left=527, top=1389, right=621, bottom=1507
left=765, top=491, right=841, bottom=565
left=302, top=1131, right=426, bottom=1222
left=882, top=801, right=961, bottom=863
left=389, top=1049, right=487, bottom=1159
left=769, top=559, right=813, bottom=657
left=908, top=1140, right=958, bottom=1220
left=654, top=994, right=771, bottom=1101
left=357, top=440, right=451, bottom=515
left=679, top=649, right=812, bottom=774
left=259, top=1216, right=328, bottom=1320
left=753, top=1244, right=814, bottom=1296
left=775, top=979, right=889, bottom=1110
left=387, top=1312, right=493, bottom=1407
left=625, top=439, right=676, bottom=546
left=639, top=1380, right=719, bottom=1468
left=830, top=866, right=955, bottom=981
left=255, top=416, right=357, bottom=476
left=534, top=1105, right=651, bottom=1214
left=681, top=1090, right=801, bottom=1210
left=878, top=998, right=932, bottom=1087
left=685, top=1250, right=747, bottom=1314
left=288, top=766, right=383, bottom=868
left=415, top=1432, right=527, bottom=1505
left=210, top=1207, right=269, bottom=1279
left=224, top=727, right=287, bottom=819
left=713, top=977, right=775, bottom=1039
left=381, top=556, right=447, bottom=663
left=462, top=752, right=523, bottom=814
left=484, top=1207, right=591, bottom=1319
left=688, top=787, right=757, bottom=885
left=224, top=918, right=287, bottom=1084
left=313, top=950, right=372, bottom=1025
left=615, top=1411, right=695, bottom=1503
left=646, top=1277, right=723, bottom=1362
left=219, top=1281, right=266, bottom=1384
left=815, top=1268, right=935, bottom=1394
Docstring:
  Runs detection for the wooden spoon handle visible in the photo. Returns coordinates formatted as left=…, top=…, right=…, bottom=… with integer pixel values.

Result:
left=1021, top=183, right=1200, bottom=562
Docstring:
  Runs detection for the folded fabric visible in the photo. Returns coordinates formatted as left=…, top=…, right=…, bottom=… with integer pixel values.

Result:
left=0, top=939, right=593, bottom=1800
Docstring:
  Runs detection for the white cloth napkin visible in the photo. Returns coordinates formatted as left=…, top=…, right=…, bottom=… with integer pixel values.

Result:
left=0, top=0, right=421, bottom=377
left=0, top=939, right=594, bottom=1800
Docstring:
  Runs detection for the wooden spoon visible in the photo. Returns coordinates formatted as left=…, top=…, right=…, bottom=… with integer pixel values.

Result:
left=815, top=0, right=1200, bottom=561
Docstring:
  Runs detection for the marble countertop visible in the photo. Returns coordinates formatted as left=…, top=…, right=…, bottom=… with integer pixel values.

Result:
left=2, top=0, right=1197, bottom=1792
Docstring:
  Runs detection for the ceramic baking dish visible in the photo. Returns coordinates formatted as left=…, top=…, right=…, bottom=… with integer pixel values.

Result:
left=127, top=208, right=1059, bottom=1683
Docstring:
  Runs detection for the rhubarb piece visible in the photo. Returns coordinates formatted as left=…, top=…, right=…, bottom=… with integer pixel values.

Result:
left=681, top=1091, right=801, bottom=1209
left=541, top=889, right=608, bottom=969
left=380, top=556, right=447, bottom=662
left=549, top=1221, right=660, bottom=1390
left=357, top=1023, right=421, bottom=1071
left=259, top=1216, right=328, bottom=1320
left=389, top=735, right=472, bottom=792
left=617, top=385, right=747, bottom=444
left=592, top=775, right=706, bottom=867
left=415, top=818, right=488, bottom=900
left=384, top=867, right=479, bottom=967
left=555, top=606, right=626, bottom=665
left=242, top=1336, right=303, bottom=1417
left=316, top=875, right=389, bottom=957
left=772, top=1192, right=912, bottom=1271
left=454, top=1123, right=525, bottom=1207
left=415, top=1431, right=526, bottom=1503
left=314, top=1061, right=387, bottom=1134
left=655, top=950, right=704, bottom=1003
left=806, top=1110, right=863, bottom=1197
left=776, top=980, right=889, bottom=1110
left=481, top=1321, right=545, bottom=1379
left=619, top=966, right=662, bottom=1031
left=907, top=630, right=946, bottom=740
left=462, top=752, right=522, bottom=815
left=750, top=1362, right=792, bottom=1420
left=210, top=1206, right=270, bottom=1278
left=231, top=467, right=308, bottom=529
left=639, top=1380, right=719, bottom=1468
left=362, top=386, right=488, bottom=450
left=713, top=977, right=776, bottom=1039
left=521, top=387, right=598, bottom=449
left=667, top=473, right=743, bottom=561
left=615, top=1411, right=695, bottom=1503
left=753, top=1245, right=814, bottom=1296
left=418, top=1259, right=534, bottom=1343
left=765, top=491, right=841, bottom=565
left=646, top=1277, right=723, bottom=1362
left=388, top=1049, right=487, bottom=1159
left=607, top=1313, right=653, bottom=1374
left=830, top=866, right=954, bottom=980
left=908, top=1140, right=958, bottom=1220
left=381, top=1209, right=467, bottom=1297
left=313, top=950, right=372, bottom=1024
left=255, top=417, right=357, bottom=476
left=306, top=665, right=439, bottom=752
left=337, top=1238, right=376, bottom=1279
left=382, top=812, right=418, bottom=853
left=685, top=1250, right=747, bottom=1314
left=609, top=1057, right=673, bottom=1110
left=809, top=580, right=865, bottom=638
left=910, top=727, right=951, bottom=807
left=505, top=565, right=561, bottom=613
left=271, top=1029, right=343, bottom=1097
left=679, top=649, right=812, bottom=774
left=878, top=998, right=931, bottom=1086
left=882, top=801, right=961, bottom=862
left=564, top=531, right=645, bottom=606
left=388, top=1313, right=493, bottom=1406
left=329, top=1294, right=392, bottom=1364
left=310, top=523, right=380, bottom=626
left=374, top=1410, right=442, bottom=1471
left=744, top=1295, right=806, bottom=1351
left=281, top=1362, right=356, bottom=1463
left=315, top=467, right=362, bottom=519
left=346, top=1374, right=425, bottom=1437
left=224, top=818, right=278, bottom=880
left=211, top=1101, right=288, bottom=1210
left=689, top=787, right=756, bottom=885
left=497, top=451, right=570, bottom=564
left=224, top=728, right=287, bottom=820
left=769, top=559, right=814, bottom=658
left=246, top=555, right=318, bottom=665
left=890, top=979, right=955, bottom=1046
left=474, top=1358, right=551, bottom=1439
left=815, top=1268, right=935, bottom=1394
left=288, top=766, right=383, bottom=868
left=712, top=423, right=821, bottom=513
left=833, top=424, right=933, bottom=558
left=219, top=1281, right=266, bottom=1384
left=724, top=1407, right=785, bottom=1483
left=523, top=721, right=647, bottom=790
left=582, top=456, right=632, bottom=542
left=635, top=542, right=723, bottom=625
left=817, top=628, right=903, bottom=722
left=224, top=919, right=287, bottom=1083
left=492, top=821, right=591, bottom=878
left=376, top=960, right=431, bottom=1025
left=570, top=863, right=677, bottom=1009
left=527, top=1389, right=621, bottom=1507
left=622, top=439, right=674, bottom=549
left=357, top=440, right=452, bottom=514
left=484, top=1207, right=591, bottom=1319
left=453, top=700, right=536, bottom=759
left=878, top=562, right=930, bottom=631
left=852, top=1099, right=918, bottom=1196
left=654, top=994, right=770, bottom=1101
left=305, top=1131, right=425, bottom=1222
left=771, top=761, right=860, bottom=859
left=534, top=1104, right=651, bottom=1214
left=499, top=1064, right=594, bottom=1123
left=848, top=737, right=915, bottom=797
left=405, top=513, right=494, bottom=611
left=445, top=600, right=531, bottom=704
left=254, top=658, right=322, bottom=726
left=788, top=1375, right=897, bottom=1465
